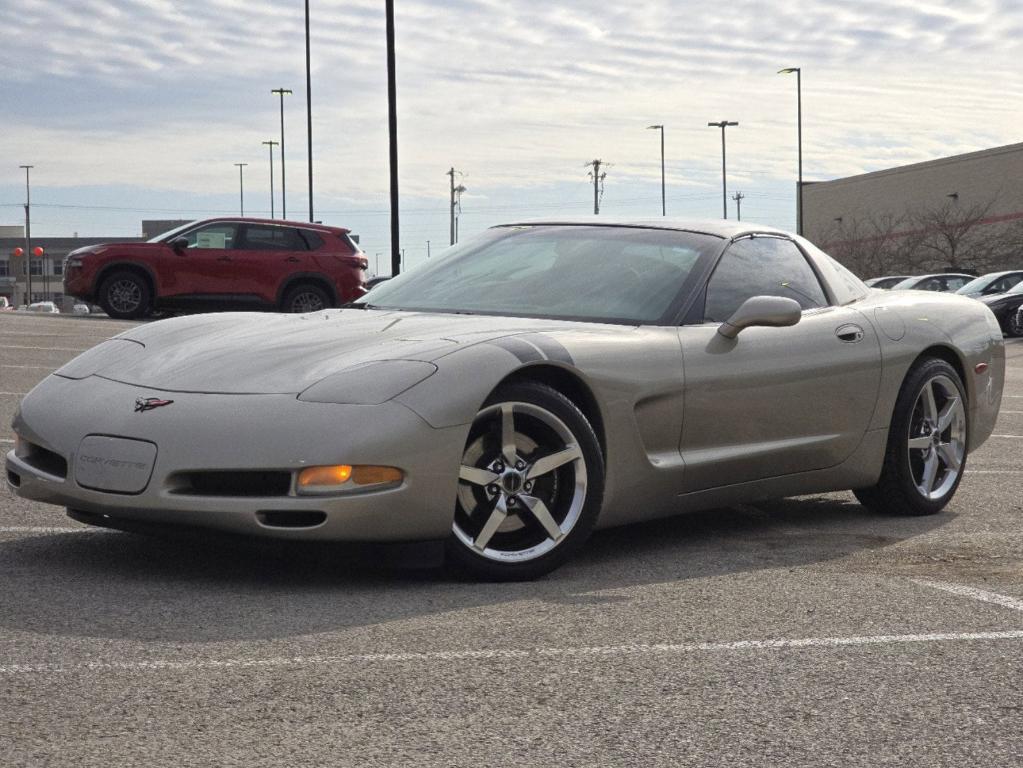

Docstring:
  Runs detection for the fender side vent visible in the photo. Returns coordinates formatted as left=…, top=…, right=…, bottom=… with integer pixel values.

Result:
left=256, top=510, right=327, bottom=528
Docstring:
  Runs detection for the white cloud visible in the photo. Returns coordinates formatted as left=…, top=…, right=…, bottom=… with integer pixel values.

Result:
left=2, top=0, right=1022, bottom=241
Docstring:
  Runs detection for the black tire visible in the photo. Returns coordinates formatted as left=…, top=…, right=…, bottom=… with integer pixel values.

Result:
left=97, top=270, right=152, bottom=319
left=281, top=283, right=331, bottom=313
left=854, top=358, right=968, bottom=516
left=445, top=381, right=605, bottom=581
left=1006, top=310, right=1023, bottom=338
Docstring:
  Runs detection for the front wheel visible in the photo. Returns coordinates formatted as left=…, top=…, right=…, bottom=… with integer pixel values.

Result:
left=854, top=358, right=967, bottom=516
left=446, top=382, right=605, bottom=581
left=97, top=270, right=152, bottom=319
left=1006, top=310, right=1023, bottom=338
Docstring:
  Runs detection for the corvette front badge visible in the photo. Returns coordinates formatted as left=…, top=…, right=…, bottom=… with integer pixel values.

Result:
left=134, top=397, right=174, bottom=413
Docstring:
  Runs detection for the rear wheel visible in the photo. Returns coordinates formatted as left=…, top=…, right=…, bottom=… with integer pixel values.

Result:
left=281, top=283, right=330, bottom=313
left=98, top=270, right=152, bottom=319
left=854, top=358, right=967, bottom=516
left=446, top=382, right=604, bottom=581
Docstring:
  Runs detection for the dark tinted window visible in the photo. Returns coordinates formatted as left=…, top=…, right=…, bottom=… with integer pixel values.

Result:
left=704, top=236, right=828, bottom=322
left=299, top=229, right=324, bottom=250
left=243, top=225, right=308, bottom=251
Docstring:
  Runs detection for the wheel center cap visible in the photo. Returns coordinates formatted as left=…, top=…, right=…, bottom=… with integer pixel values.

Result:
left=501, top=470, right=524, bottom=494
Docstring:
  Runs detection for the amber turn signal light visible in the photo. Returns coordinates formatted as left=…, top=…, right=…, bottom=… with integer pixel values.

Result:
left=296, top=464, right=403, bottom=494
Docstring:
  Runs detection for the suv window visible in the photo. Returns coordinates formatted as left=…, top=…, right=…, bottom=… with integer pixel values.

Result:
left=243, top=225, right=308, bottom=251
left=298, top=230, right=324, bottom=250
left=184, top=223, right=237, bottom=249
left=704, top=236, right=828, bottom=322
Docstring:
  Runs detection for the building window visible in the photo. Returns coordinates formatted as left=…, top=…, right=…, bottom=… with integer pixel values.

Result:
left=52, top=260, right=63, bottom=276
left=0, top=260, right=8, bottom=277
left=29, top=260, right=42, bottom=276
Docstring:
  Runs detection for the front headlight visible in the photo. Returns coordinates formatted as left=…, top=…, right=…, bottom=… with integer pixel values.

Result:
left=297, top=360, right=437, bottom=404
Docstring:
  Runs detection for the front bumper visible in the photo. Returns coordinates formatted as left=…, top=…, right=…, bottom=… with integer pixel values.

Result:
left=7, top=374, right=468, bottom=541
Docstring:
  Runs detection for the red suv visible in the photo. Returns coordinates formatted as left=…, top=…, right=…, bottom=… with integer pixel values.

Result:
left=63, top=218, right=368, bottom=319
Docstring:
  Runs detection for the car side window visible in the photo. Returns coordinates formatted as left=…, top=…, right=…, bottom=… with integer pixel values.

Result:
left=299, top=230, right=324, bottom=250
left=917, top=277, right=942, bottom=291
left=944, top=276, right=968, bottom=291
left=703, top=237, right=828, bottom=323
left=184, top=223, right=237, bottom=249
left=243, top=225, right=308, bottom=251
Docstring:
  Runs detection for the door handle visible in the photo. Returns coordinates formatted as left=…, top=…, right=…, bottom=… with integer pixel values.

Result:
left=835, top=324, right=864, bottom=343
left=217, top=256, right=232, bottom=262
left=285, top=256, right=300, bottom=263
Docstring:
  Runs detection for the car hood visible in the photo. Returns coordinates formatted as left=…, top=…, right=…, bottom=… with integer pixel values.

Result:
left=94, top=309, right=570, bottom=394
left=979, top=292, right=1022, bottom=305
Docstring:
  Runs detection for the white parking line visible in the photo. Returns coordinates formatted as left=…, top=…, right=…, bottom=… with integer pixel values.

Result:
left=3, top=345, right=89, bottom=352
left=0, top=392, right=26, bottom=396
left=914, top=579, right=1023, bottom=613
left=1, top=364, right=54, bottom=370
left=1000, top=410, right=1023, bottom=414
left=2, top=630, right=1022, bottom=677
left=990, top=434, right=1023, bottom=439
left=0, top=526, right=92, bottom=534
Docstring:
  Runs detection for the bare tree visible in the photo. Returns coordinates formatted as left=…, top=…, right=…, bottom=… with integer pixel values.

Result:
left=911, top=199, right=1001, bottom=272
left=822, top=212, right=928, bottom=278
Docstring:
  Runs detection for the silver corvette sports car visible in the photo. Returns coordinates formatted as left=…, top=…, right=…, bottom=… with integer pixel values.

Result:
left=7, top=219, right=1005, bottom=579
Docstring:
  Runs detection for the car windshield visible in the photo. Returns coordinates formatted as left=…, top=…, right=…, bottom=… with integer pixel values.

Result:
left=957, top=275, right=995, bottom=294
left=890, top=276, right=923, bottom=289
left=147, top=220, right=200, bottom=243
left=355, top=225, right=721, bottom=323
left=1008, top=280, right=1023, bottom=295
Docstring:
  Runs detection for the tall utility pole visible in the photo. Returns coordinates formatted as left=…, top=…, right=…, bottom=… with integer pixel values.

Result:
left=271, top=88, right=292, bottom=219
left=234, top=163, right=248, bottom=216
left=19, top=165, right=33, bottom=304
left=647, top=125, right=665, bottom=216
left=732, top=191, right=745, bottom=221
left=427, top=240, right=431, bottom=258
left=778, top=67, right=803, bottom=234
left=586, top=159, right=606, bottom=215
left=262, top=140, right=279, bottom=218
left=385, top=0, right=401, bottom=276
left=707, top=121, right=738, bottom=219
left=304, top=0, right=314, bottom=222
left=446, top=168, right=465, bottom=245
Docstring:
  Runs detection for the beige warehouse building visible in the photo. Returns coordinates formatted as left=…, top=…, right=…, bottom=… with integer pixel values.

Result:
left=803, top=142, right=1023, bottom=278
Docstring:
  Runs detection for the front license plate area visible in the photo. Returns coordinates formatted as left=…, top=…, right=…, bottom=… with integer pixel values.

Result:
left=75, top=436, right=157, bottom=494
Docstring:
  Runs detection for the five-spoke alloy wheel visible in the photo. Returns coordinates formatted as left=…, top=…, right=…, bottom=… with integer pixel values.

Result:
left=447, top=382, right=604, bottom=580
left=855, top=358, right=968, bottom=516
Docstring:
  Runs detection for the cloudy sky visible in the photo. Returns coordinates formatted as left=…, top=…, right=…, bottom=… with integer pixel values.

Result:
left=2, top=0, right=1022, bottom=272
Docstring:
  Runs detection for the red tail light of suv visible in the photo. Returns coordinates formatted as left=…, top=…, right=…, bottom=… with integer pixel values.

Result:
left=63, top=218, right=368, bottom=319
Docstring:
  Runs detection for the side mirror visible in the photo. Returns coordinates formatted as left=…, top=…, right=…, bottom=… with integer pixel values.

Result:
left=170, top=237, right=189, bottom=252
left=717, top=295, right=802, bottom=339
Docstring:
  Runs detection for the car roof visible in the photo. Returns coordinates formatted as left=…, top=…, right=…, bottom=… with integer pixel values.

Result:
left=497, top=217, right=790, bottom=240
left=977, top=270, right=1023, bottom=279
left=907, top=273, right=974, bottom=280
left=198, top=217, right=349, bottom=235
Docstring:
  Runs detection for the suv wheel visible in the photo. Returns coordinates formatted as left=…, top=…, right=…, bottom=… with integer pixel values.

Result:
left=98, top=270, right=152, bottom=319
left=282, top=283, right=330, bottom=313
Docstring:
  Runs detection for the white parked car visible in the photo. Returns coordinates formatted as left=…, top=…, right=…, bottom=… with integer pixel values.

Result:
left=27, top=301, right=60, bottom=313
left=72, top=303, right=91, bottom=315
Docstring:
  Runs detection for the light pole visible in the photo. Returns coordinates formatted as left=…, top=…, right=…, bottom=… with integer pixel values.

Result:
left=19, top=165, right=33, bottom=305
left=385, top=0, right=401, bottom=276
left=234, top=163, right=247, bottom=216
left=262, top=140, right=279, bottom=218
left=707, top=121, right=738, bottom=219
left=271, top=88, right=292, bottom=219
left=305, top=0, right=314, bottom=222
left=778, top=67, right=802, bottom=235
left=647, top=125, right=665, bottom=216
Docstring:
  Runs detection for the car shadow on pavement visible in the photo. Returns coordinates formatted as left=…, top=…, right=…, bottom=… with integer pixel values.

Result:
left=0, top=493, right=949, bottom=643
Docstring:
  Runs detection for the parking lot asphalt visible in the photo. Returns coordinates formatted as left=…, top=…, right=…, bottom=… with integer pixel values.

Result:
left=1, top=312, right=1022, bottom=767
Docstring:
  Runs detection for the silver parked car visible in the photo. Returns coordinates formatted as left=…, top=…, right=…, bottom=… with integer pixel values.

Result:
left=7, top=219, right=1005, bottom=580
left=890, top=273, right=975, bottom=292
